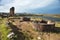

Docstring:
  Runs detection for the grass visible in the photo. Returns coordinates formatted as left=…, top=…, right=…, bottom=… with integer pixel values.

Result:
left=0, top=17, right=60, bottom=40
left=0, top=18, right=11, bottom=40
left=31, top=17, right=42, bottom=21
left=55, top=22, right=60, bottom=27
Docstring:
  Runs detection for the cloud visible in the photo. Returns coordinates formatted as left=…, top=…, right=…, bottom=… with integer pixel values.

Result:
left=0, top=0, right=59, bottom=13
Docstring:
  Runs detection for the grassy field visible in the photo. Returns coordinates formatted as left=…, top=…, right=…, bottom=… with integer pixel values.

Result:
left=10, top=17, right=60, bottom=40
left=0, top=16, right=60, bottom=40
left=0, top=18, right=11, bottom=40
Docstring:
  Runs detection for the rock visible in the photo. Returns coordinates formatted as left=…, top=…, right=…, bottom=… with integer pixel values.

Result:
left=7, top=32, right=15, bottom=39
left=37, top=36, right=41, bottom=40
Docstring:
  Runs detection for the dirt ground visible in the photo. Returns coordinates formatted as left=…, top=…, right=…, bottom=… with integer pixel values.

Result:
left=8, top=18, right=60, bottom=40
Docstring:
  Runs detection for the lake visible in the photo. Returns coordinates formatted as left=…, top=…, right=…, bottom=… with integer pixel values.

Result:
left=25, top=16, right=60, bottom=22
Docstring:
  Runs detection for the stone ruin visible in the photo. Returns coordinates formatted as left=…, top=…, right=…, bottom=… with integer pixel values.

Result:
left=22, top=17, right=30, bottom=21
left=10, top=7, right=15, bottom=16
left=34, top=20, right=55, bottom=32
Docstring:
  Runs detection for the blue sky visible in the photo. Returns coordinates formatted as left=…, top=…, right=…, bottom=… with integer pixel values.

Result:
left=0, top=0, right=60, bottom=14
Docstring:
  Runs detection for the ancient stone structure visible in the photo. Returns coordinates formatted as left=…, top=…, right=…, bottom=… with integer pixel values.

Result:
left=10, top=7, right=15, bottom=16
left=40, top=20, right=47, bottom=23
left=34, top=20, right=55, bottom=32
left=39, top=24, right=55, bottom=32
left=23, top=17, right=30, bottom=21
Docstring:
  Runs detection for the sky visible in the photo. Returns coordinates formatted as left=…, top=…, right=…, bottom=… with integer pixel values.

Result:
left=0, top=0, right=60, bottom=14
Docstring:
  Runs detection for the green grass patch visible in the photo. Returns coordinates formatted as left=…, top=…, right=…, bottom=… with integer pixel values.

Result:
left=0, top=18, right=11, bottom=40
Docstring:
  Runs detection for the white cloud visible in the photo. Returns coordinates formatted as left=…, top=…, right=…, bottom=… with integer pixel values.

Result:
left=0, top=0, right=56, bottom=13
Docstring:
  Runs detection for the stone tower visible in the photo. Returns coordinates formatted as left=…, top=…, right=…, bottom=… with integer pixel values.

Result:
left=10, top=7, right=15, bottom=16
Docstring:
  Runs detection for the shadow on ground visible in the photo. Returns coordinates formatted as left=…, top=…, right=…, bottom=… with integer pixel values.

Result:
left=42, top=27, right=60, bottom=33
left=53, top=27, right=60, bottom=33
left=8, top=22, right=25, bottom=40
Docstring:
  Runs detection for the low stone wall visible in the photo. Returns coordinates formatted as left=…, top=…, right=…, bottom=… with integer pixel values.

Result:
left=35, top=23, right=55, bottom=32
left=22, top=17, right=30, bottom=21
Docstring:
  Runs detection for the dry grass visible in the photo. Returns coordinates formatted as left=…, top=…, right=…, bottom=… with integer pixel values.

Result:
left=55, top=22, right=60, bottom=27
left=9, top=17, right=60, bottom=40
